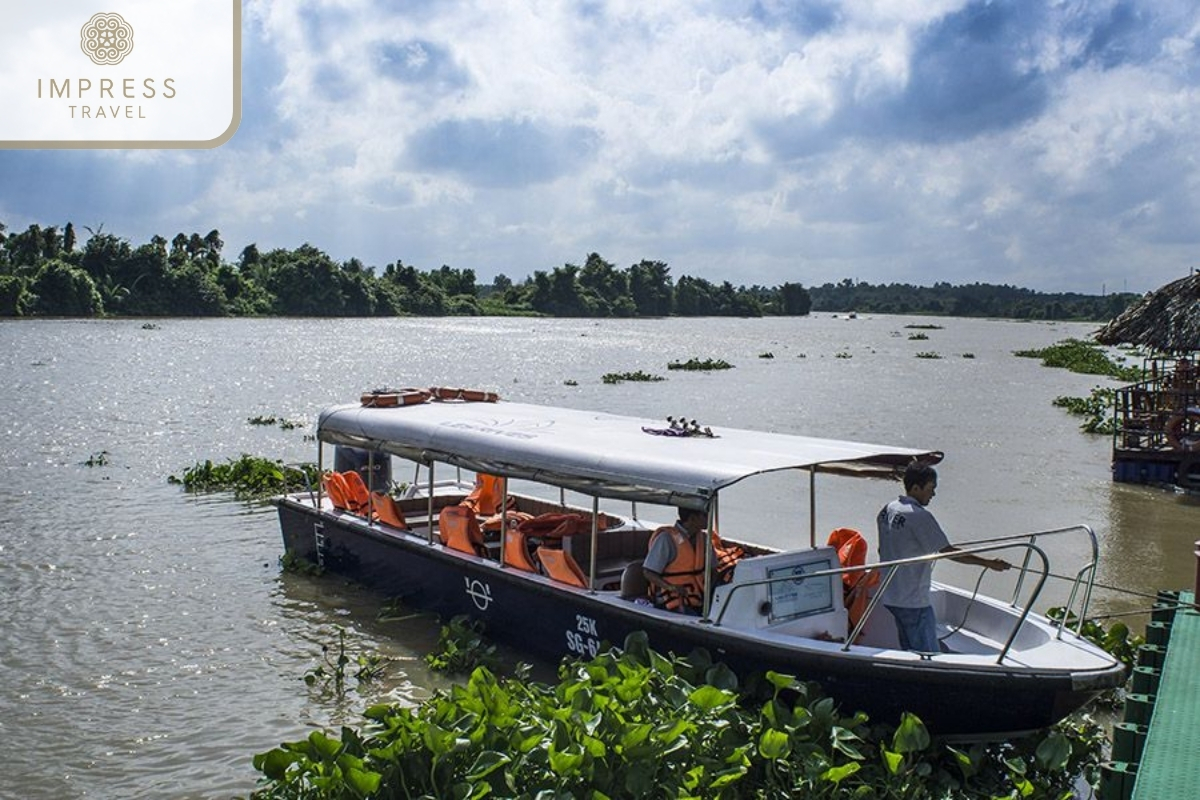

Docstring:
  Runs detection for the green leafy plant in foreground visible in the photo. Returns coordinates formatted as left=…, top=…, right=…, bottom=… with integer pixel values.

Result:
left=250, top=632, right=1104, bottom=799
left=169, top=454, right=319, bottom=499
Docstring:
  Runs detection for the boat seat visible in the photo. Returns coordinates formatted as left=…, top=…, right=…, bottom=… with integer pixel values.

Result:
left=370, top=491, right=408, bottom=530
left=536, top=546, right=588, bottom=588
left=620, top=559, right=649, bottom=600
left=503, top=528, right=539, bottom=573
left=439, top=505, right=487, bottom=557
left=341, top=470, right=372, bottom=515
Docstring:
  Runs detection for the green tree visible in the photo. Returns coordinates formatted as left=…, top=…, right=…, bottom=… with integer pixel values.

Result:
left=30, top=259, right=102, bottom=316
left=262, top=244, right=346, bottom=316
left=779, top=282, right=812, bottom=315
left=628, top=259, right=673, bottom=316
left=0, top=274, right=31, bottom=316
left=578, top=252, right=628, bottom=316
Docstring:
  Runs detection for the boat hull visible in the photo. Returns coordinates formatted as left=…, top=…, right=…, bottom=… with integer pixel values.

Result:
left=277, top=498, right=1122, bottom=738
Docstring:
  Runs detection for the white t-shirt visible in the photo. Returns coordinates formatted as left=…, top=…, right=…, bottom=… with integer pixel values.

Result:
left=876, top=495, right=950, bottom=608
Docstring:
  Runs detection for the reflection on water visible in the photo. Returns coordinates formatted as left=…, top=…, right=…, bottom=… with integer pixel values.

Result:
left=0, top=315, right=1195, bottom=798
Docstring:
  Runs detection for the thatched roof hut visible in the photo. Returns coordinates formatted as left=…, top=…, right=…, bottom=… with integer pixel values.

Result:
left=1094, top=272, right=1200, bottom=354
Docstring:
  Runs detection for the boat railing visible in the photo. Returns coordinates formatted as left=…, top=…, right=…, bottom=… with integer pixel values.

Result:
left=711, top=526, right=1101, bottom=665
left=963, top=524, right=1100, bottom=636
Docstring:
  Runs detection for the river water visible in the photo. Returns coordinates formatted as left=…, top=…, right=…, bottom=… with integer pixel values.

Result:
left=1, top=315, right=1196, bottom=799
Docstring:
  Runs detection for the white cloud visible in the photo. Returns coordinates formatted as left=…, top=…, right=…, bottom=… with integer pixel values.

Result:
left=3, top=0, right=1200, bottom=294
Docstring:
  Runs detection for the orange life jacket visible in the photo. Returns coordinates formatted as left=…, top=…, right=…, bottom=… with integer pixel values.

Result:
left=710, top=532, right=742, bottom=582
left=462, top=473, right=508, bottom=516
left=648, top=524, right=707, bottom=610
left=827, top=527, right=880, bottom=631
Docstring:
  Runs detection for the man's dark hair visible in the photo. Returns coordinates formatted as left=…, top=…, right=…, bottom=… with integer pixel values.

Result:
left=678, top=507, right=708, bottom=523
left=903, top=462, right=938, bottom=493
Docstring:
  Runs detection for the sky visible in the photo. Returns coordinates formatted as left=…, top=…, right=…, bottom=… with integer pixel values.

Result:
left=3, top=0, right=1200, bottom=295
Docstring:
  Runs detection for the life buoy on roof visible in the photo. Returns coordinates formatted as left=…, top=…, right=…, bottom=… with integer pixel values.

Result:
left=1164, top=407, right=1200, bottom=452
left=361, top=388, right=431, bottom=407
left=429, top=386, right=500, bottom=403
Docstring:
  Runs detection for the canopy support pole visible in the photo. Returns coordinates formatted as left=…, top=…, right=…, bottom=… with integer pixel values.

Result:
left=701, top=496, right=718, bottom=621
left=426, top=462, right=436, bottom=546
left=588, top=497, right=600, bottom=593
left=809, top=468, right=817, bottom=549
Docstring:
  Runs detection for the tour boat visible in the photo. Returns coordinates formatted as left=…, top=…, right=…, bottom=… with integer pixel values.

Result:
left=274, top=389, right=1125, bottom=737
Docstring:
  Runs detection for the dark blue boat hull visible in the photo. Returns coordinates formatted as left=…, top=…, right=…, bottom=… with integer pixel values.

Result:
left=277, top=498, right=1119, bottom=738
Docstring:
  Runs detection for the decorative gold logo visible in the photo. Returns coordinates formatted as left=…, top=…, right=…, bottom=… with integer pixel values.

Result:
left=80, top=12, right=134, bottom=66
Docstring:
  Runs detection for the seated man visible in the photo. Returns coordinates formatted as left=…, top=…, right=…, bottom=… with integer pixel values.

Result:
left=643, top=507, right=725, bottom=613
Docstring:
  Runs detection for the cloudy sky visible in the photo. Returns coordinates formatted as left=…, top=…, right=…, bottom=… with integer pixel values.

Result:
left=3, top=0, right=1199, bottom=294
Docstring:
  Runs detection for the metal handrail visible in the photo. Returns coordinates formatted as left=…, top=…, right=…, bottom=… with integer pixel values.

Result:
left=955, top=524, right=1099, bottom=636
left=708, top=535, right=1085, bottom=665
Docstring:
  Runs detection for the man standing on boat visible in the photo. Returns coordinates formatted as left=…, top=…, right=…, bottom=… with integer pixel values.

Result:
left=878, top=463, right=1010, bottom=652
left=643, top=507, right=724, bottom=613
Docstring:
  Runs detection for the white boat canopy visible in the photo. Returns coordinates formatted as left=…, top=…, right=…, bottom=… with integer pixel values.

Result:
left=318, top=401, right=943, bottom=509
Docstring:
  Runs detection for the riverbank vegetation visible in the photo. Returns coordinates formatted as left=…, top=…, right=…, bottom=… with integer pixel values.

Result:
left=0, top=220, right=1135, bottom=321
left=248, top=631, right=1105, bottom=799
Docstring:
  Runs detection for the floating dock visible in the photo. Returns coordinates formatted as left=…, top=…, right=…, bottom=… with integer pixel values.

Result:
left=1101, top=589, right=1198, bottom=799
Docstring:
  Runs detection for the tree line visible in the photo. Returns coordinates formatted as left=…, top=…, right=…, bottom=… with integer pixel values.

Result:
left=0, top=220, right=1133, bottom=320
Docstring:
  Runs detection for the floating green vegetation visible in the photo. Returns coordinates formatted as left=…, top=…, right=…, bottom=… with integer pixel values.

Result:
left=563, top=379, right=578, bottom=386
left=425, top=615, right=501, bottom=675
left=303, top=627, right=386, bottom=701
left=83, top=450, right=110, bottom=467
left=250, top=631, right=1106, bottom=799
left=905, top=323, right=943, bottom=330
left=908, top=332, right=930, bottom=340
left=169, top=454, right=319, bottom=499
left=248, top=415, right=304, bottom=431
left=280, top=550, right=322, bottom=576
left=835, top=351, right=852, bottom=359
left=1014, top=338, right=1141, bottom=382
left=602, top=370, right=665, bottom=384
left=667, top=357, right=735, bottom=371
left=1053, top=388, right=1117, bottom=435
left=915, top=352, right=942, bottom=359
left=758, top=351, right=775, bottom=359
left=961, top=353, right=976, bottom=359
left=141, top=322, right=159, bottom=330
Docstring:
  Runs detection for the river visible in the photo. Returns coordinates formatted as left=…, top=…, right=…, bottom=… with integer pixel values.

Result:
left=1, top=315, right=1196, bottom=799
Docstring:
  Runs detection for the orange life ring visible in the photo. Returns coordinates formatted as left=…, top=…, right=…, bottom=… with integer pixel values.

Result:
left=361, top=388, right=431, bottom=407
left=1165, top=407, right=1200, bottom=452
left=428, top=386, right=500, bottom=403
